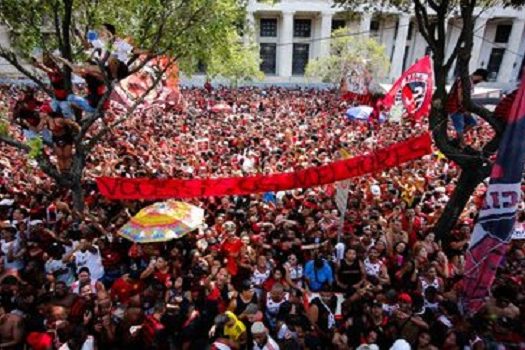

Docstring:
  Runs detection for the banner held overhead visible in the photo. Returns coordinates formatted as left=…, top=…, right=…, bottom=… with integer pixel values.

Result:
left=97, top=133, right=432, bottom=200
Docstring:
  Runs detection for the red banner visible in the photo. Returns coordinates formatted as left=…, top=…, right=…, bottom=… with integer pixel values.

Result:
left=96, top=133, right=432, bottom=200
left=383, top=56, right=434, bottom=121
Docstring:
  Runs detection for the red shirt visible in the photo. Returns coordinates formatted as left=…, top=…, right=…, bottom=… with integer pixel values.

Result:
left=47, top=70, right=68, bottom=100
left=153, top=270, right=171, bottom=285
left=446, top=78, right=474, bottom=114
left=221, top=238, right=243, bottom=276
left=341, top=91, right=373, bottom=105
left=142, top=315, right=167, bottom=350
left=446, top=79, right=462, bottom=114
left=110, top=277, right=143, bottom=304
left=402, top=216, right=422, bottom=247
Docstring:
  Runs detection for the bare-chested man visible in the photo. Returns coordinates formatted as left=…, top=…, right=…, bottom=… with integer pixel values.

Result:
left=0, top=304, right=23, bottom=350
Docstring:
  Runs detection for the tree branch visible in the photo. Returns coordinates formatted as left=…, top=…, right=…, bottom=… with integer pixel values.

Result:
left=445, top=22, right=466, bottom=71
left=0, top=134, right=64, bottom=184
left=0, top=46, right=52, bottom=95
left=0, top=135, right=30, bottom=151
left=85, top=59, right=175, bottom=151
left=413, top=0, right=436, bottom=53
left=53, top=0, right=64, bottom=53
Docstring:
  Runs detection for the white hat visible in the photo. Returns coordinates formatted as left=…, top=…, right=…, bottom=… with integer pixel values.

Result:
left=223, top=221, right=236, bottom=233
left=390, top=339, right=411, bottom=350
left=370, top=184, right=381, bottom=196
left=251, top=321, right=266, bottom=334
left=357, top=345, right=379, bottom=350
left=0, top=199, right=14, bottom=206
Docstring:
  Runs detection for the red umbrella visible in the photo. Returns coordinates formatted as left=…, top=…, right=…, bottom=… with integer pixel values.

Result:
left=211, top=103, right=232, bottom=113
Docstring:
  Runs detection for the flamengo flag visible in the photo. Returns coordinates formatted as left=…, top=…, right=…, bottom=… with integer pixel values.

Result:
left=462, top=70, right=525, bottom=315
left=383, top=56, right=434, bottom=121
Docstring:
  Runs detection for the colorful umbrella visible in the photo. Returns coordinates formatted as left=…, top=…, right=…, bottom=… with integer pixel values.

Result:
left=118, top=200, right=204, bottom=243
left=211, top=103, right=232, bottom=113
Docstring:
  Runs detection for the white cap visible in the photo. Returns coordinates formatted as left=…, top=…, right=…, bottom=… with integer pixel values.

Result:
left=390, top=339, right=411, bottom=350
left=357, top=345, right=379, bottom=350
left=370, top=184, right=381, bottom=196
left=251, top=322, right=266, bottom=334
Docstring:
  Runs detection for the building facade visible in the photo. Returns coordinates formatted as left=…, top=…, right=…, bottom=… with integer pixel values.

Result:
left=1, top=1, right=524, bottom=87
left=247, top=0, right=525, bottom=86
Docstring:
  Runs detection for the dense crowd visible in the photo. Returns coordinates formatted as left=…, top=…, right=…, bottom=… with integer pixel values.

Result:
left=0, top=81, right=524, bottom=350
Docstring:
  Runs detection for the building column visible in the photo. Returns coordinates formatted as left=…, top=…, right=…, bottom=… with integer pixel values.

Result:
left=359, top=13, right=371, bottom=37
left=469, top=16, right=488, bottom=72
left=412, top=31, right=427, bottom=61
left=278, top=11, right=294, bottom=77
left=445, top=19, right=461, bottom=61
left=319, top=12, right=333, bottom=58
left=389, top=15, right=410, bottom=80
left=381, top=18, right=396, bottom=60
left=445, top=19, right=461, bottom=80
left=498, top=18, right=525, bottom=82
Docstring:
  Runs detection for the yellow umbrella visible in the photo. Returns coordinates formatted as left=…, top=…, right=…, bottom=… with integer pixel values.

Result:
left=118, top=200, right=204, bottom=243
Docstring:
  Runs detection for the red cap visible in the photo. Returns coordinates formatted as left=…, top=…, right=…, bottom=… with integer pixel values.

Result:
left=398, top=293, right=413, bottom=304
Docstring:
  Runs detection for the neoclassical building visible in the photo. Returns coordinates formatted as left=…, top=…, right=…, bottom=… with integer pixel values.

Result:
left=1, top=0, right=524, bottom=87
left=247, top=0, right=525, bottom=86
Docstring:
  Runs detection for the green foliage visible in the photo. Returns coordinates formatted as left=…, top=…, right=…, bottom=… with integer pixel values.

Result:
left=305, top=28, right=390, bottom=84
left=0, top=0, right=248, bottom=75
left=26, top=136, right=43, bottom=159
left=0, top=119, right=8, bottom=136
left=206, top=33, right=264, bottom=87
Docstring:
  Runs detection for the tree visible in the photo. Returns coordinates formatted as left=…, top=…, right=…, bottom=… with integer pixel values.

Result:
left=0, top=0, right=248, bottom=211
left=305, top=28, right=390, bottom=84
left=333, top=0, right=522, bottom=239
left=206, top=32, right=264, bottom=87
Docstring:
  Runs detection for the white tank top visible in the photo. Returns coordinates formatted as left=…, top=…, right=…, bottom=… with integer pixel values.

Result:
left=364, top=258, right=382, bottom=277
left=266, top=293, right=289, bottom=317
left=420, top=277, right=440, bottom=292
left=251, top=268, right=270, bottom=286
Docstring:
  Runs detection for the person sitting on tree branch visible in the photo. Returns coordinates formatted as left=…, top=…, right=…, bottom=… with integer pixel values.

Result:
left=31, top=53, right=96, bottom=119
left=446, top=68, right=488, bottom=147
left=45, top=110, right=80, bottom=173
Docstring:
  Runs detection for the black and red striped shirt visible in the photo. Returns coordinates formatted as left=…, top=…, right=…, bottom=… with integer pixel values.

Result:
left=47, top=70, right=68, bottom=100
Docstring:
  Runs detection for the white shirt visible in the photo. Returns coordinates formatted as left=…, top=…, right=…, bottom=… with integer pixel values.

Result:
left=253, top=336, right=280, bottom=350
left=1, top=239, right=24, bottom=270
left=59, top=335, right=95, bottom=350
left=45, top=259, right=75, bottom=286
left=112, top=39, right=133, bottom=63
left=73, top=246, right=105, bottom=281
left=251, top=268, right=271, bottom=287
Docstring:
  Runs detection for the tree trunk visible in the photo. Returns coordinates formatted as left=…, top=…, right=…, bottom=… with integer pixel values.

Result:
left=71, top=178, right=85, bottom=213
left=70, top=148, right=86, bottom=212
left=61, top=0, right=74, bottom=92
left=433, top=165, right=489, bottom=240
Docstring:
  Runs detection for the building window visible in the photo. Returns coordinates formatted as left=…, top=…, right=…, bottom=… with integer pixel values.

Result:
left=370, top=20, right=380, bottom=32
left=292, top=43, right=309, bottom=75
left=260, top=43, right=277, bottom=74
left=332, top=19, right=346, bottom=32
left=402, top=45, right=409, bottom=71
left=494, top=24, right=512, bottom=43
left=487, top=47, right=505, bottom=81
left=294, top=19, right=312, bottom=38
left=196, top=60, right=207, bottom=74
left=260, top=18, right=277, bottom=37
left=407, top=22, right=414, bottom=40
